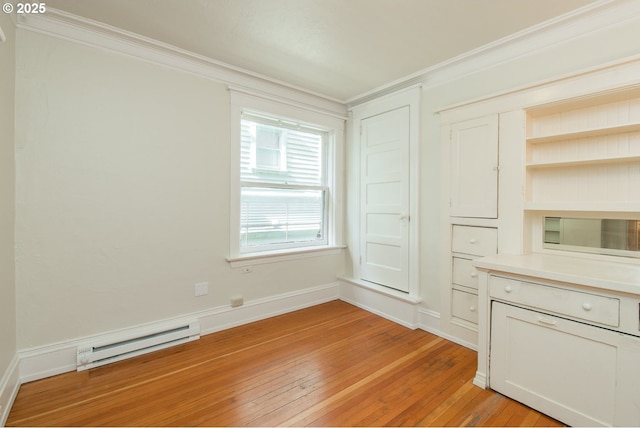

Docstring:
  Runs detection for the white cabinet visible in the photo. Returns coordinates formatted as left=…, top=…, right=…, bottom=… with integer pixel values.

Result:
left=442, top=112, right=500, bottom=346
left=449, top=225, right=497, bottom=334
left=475, top=254, right=640, bottom=427
left=491, top=301, right=640, bottom=427
left=450, top=115, right=499, bottom=218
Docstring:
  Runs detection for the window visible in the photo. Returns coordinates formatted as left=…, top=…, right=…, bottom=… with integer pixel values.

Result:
left=240, top=114, right=328, bottom=252
left=228, top=89, right=345, bottom=262
left=253, top=123, right=285, bottom=171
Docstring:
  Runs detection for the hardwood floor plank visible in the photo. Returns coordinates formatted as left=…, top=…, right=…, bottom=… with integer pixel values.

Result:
left=383, top=347, right=478, bottom=426
left=270, top=338, right=446, bottom=426
left=7, top=300, right=563, bottom=427
left=313, top=342, right=467, bottom=426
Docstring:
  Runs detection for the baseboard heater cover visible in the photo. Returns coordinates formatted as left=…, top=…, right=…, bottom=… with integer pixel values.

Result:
left=76, top=321, right=200, bottom=371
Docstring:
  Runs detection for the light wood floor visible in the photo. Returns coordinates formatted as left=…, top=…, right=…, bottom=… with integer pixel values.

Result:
left=7, top=300, right=563, bottom=427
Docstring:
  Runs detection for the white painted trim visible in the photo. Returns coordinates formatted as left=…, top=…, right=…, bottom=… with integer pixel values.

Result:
left=227, top=245, right=346, bottom=268
left=473, top=371, right=488, bottom=389
left=198, top=283, right=340, bottom=335
left=417, top=307, right=441, bottom=334
left=227, top=85, right=347, bottom=121
left=338, top=276, right=422, bottom=304
left=338, top=279, right=421, bottom=329
left=17, top=283, right=340, bottom=384
left=0, top=355, right=19, bottom=427
left=438, top=56, right=640, bottom=124
left=346, top=0, right=637, bottom=106
left=15, top=7, right=347, bottom=118
left=417, top=308, right=478, bottom=351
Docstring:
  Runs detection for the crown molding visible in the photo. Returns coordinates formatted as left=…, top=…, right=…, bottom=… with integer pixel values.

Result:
left=346, top=0, right=640, bottom=107
left=15, top=1, right=640, bottom=112
left=15, top=7, right=347, bottom=118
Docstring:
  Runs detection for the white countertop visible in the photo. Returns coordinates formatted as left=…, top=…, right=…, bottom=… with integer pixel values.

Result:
left=474, top=253, right=640, bottom=296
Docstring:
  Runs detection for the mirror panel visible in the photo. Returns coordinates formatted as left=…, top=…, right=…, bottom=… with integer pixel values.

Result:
left=544, top=217, right=640, bottom=258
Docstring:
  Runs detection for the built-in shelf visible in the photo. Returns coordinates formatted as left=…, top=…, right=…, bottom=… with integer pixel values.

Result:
left=525, top=91, right=640, bottom=211
left=524, top=202, right=640, bottom=212
left=526, top=155, right=640, bottom=169
left=526, top=122, right=640, bottom=144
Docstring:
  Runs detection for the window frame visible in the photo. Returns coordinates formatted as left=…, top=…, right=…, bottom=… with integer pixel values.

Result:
left=227, top=90, right=345, bottom=266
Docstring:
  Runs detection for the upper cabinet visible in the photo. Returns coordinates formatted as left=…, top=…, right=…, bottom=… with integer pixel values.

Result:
left=525, top=89, right=640, bottom=212
left=450, top=115, right=499, bottom=218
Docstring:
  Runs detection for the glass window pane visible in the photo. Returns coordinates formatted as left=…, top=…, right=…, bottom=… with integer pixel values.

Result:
left=256, top=125, right=281, bottom=149
left=240, top=187, right=325, bottom=248
left=241, top=118, right=324, bottom=186
left=256, top=148, right=281, bottom=169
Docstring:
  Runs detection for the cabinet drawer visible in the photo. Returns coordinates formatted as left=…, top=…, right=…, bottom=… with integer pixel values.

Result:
left=452, top=225, right=497, bottom=256
left=452, top=289, right=479, bottom=324
left=490, top=276, right=620, bottom=327
left=452, top=257, right=478, bottom=290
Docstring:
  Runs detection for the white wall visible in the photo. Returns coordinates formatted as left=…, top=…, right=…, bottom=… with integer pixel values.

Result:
left=0, top=11, right=17, bottom=383
left=417, top=12, right=640, bottom=316
left=0, top=13, right=18, bottom=425
left=11, top=0, right=640, bottom=363
left=15, top=29, right=344, bottom=350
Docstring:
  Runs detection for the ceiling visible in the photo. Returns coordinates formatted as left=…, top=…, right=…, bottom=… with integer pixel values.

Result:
left=45, top=0, right=597, bottom=102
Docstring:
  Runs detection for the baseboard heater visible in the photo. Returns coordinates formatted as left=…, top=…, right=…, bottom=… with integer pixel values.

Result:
left=76, top=321, right=200, bottom=371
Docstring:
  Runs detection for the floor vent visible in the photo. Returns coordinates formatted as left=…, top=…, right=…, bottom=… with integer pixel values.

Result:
left=76, top=321, right=200, bottom=371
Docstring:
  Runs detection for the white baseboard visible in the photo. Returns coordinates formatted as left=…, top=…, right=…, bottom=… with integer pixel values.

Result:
left=417, top=307, right=478, bottom=351
left=0, top=355, right=20, bottom=427
left=17, top=282, right=340, bottom=384
left=197, top=282, right=340, bottom=335
left=417, top=306, right=441, bottom=333
left=338, top=278, right=422, bottom=329
left=473, top=371, right=488, bottom=389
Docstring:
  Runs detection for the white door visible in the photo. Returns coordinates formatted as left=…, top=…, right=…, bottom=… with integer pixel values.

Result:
left=360, top=107, right=410, bottom=292
left=450, top=115, right=499, bottom=218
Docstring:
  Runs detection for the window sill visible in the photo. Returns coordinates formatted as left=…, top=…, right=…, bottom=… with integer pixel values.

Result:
left=227, top=245, right=346, bottom=268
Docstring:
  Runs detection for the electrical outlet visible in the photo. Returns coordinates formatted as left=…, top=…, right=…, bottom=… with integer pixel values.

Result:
left=194, top=282, right=209, bottom=297
left=230, top=295, right=244, bottom=307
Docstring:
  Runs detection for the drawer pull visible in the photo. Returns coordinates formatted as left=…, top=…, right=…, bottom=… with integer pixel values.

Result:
left=470, top=271, right=478, bottom=278
left=504, top=285, right=512, bottom=293
left=582, top=303, right=592, bottom=311
left=537, top=317, right=558, bottom=326
left=469, top=238, right=477, bottom=244
left=469, top=306, right=476, bottom=312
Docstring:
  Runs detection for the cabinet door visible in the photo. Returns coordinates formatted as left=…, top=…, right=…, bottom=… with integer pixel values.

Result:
left=450, top=115, right=498, bottom=218
left=490, top=302, right=640, bottom=427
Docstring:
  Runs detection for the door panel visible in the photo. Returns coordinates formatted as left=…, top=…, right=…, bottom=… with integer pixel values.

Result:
left=360, top=107, right=410, bottom=292
left=450, top=115, right=499, bottom=218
